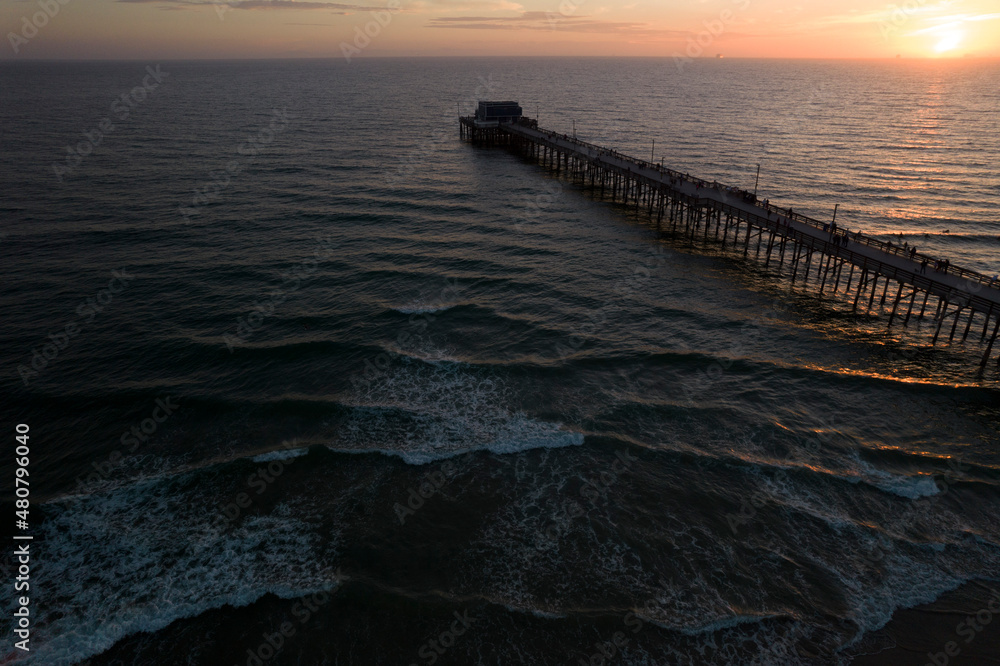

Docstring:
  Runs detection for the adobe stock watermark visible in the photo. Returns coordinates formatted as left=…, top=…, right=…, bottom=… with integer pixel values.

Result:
left=348, top=277, right=468, bottom=392
left=16, top=269, right=135, bottom=386
left=724, top=424, right=835, bottom=536
left=546, top=0, right=585, bottom=29
left=925, top=587, right=1000, bottom=666
left=384, top=74, right=497, bottom=188
left=522, top=449, right=639, bottom=566
left=7, top=0, right=71, bottom=54
left=573, top=578, right=671, bottom=665
left=52, top=65, right=169, bottom=182
left=672, top=0, right=751, bottom=72
left=676, top=298, right=786, bottom=407
left=408, top=610, right=477, bottom=666
left=236, top=572, right=346, bottom=666
left=179, top=107, right=291, bottom=224
left=74, top=396, right=180, bottom=493
left=340, top=0, right=401, bottom=62
left=723, top=420, right=969, bottom=578
left=215, top=0, right=245, bottom=21
left=550, top=247, right=670, bottom=362
left=393, top=460, right=460, bottom=525
left=210, top=439, right=303, bottom=535
left=222, top=234, right=338, bottom=351
left=877, top=0, right=930, bottom=41
left=511, top=180, right=565, bottom=234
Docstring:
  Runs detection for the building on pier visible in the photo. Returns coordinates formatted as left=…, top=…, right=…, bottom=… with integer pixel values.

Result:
left=459, top=104, right=1000, bottom=377
left=474, top=101, right=523, bottom=125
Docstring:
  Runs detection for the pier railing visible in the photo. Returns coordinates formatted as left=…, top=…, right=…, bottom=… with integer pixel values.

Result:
left=707, top=198, right=998, bottom=315
left=506, top=121, right=999, bottom=294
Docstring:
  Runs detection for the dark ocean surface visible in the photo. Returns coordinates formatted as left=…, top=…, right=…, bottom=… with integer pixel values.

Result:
left=1, top=57, right=999, bottom=665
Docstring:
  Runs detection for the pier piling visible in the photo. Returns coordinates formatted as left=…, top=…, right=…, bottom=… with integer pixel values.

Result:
left=460, top=113, right=1000, bottom=376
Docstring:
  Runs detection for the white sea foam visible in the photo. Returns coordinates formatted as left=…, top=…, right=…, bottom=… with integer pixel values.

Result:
left=19, top=480, right=343, bottom=666
left=251, top=445, right=310, bottom=462
left=730, top=431, right=942, bottom=501
left=855, top=458, right=941, bottom=499
left=392, top=303, right=459, bottom=315
left=52, top=445, right=312, bottom=502
left=339, top=359, right=583, bottom=464
left=383, top=339, right=461, bottom=365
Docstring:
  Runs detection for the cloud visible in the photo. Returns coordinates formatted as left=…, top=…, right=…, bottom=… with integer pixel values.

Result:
left=116, top=0, right=387, bottom=11
left=786, top=2, right=1000, bottom=34
left=425, top=10, right=685, bottom=35
left=118, top=0, right=525, bottom=10
left=905, top=12, right=1000, bottom=35
left=409, top=0, right=523, bottom=10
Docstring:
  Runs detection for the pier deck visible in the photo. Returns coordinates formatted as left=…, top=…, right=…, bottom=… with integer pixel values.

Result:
left=460, top=115, right=1000, bottom=374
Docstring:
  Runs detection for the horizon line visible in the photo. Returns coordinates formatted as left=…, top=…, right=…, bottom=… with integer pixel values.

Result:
left=3, top=54, right=999, bottom=63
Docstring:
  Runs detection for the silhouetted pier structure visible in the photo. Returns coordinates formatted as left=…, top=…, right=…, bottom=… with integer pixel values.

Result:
left=459, top=112, right=1000, bottom=374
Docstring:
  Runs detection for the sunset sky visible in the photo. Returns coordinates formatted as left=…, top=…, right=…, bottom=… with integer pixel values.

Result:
left=3, top=0, right=1000, bottom=59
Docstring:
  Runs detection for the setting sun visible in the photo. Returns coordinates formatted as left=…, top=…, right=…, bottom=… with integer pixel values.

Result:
left=3, top=0, right=1000, bottom=59
left=934, top=29, right=966, bottom=53
left=4, top=0, right=1000, bottom=660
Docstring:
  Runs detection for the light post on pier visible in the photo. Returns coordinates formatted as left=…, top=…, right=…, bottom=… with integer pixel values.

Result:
left=753, top=163, right=761, bottom=197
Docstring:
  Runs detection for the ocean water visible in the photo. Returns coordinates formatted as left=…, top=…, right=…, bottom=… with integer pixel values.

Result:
left=1, top=57, right=999, bottom=665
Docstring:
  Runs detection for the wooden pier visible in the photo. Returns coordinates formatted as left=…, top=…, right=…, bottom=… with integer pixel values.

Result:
left=460, top=115, right=1000, bottom=375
